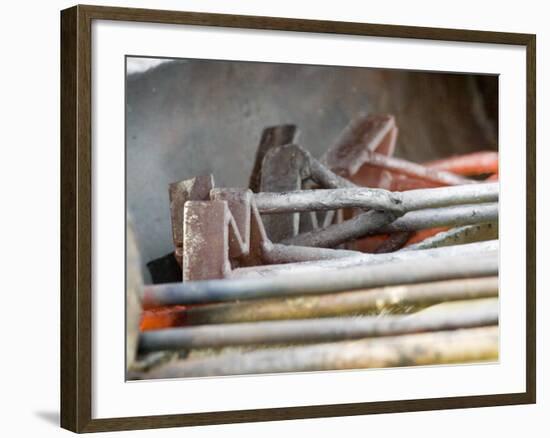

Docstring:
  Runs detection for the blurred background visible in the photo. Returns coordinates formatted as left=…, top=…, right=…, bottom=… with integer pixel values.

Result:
left=126, top=57, right=498, bottom=280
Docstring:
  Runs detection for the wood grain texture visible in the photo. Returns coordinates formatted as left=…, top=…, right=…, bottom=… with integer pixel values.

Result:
left=60, top=6, right=78, bottom=432
left=61, top=4, right=93, bottom=432
left=60, top=4, right=536, bottom=432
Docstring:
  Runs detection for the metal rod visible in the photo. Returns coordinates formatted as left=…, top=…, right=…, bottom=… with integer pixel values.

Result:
left=282, top=209, right=399, bottom=248
left=398, top=182, right=498, bottom=210
left=404, top=223, right=498, bottom=251
left=132, top=326, right=498, bottom=379
left=262, top=243, right=361, bottom=264
left=254, top=187, right=404, bottom=214
left=307, top=152, right=357, bottom=189
left=423, top=151, right=498, bottom=176
left=254, top=183, right=498, bottom=214
left=283, top=203, right=497, bottom=248
left=231, top=241, right=498, bottom=279
left=321, top=113, right=397, bottom=178
left=142, top=251, right=498, bottom=308
left=150, top=276, right=499, bottom=326
left=139, top=299, right=497, bottom=352
left=362, top=150, right=474, bottom=186
left=379, top=203, right=498, bottom=233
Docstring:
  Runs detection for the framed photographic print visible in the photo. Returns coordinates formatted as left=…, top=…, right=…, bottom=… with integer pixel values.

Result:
left=60, top=4, right=536, bottom=433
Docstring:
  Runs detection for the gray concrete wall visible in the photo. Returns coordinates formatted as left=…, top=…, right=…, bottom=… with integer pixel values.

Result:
left=126, top=58, right=497, bottom=281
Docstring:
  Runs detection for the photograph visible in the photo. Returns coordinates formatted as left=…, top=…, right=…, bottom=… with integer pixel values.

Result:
left=125, top=56, right=500, bottom=380
left=0, top=0, right=540, bottom=432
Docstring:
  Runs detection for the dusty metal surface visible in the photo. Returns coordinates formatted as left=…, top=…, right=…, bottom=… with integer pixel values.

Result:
left=142, top=251, right=498, bottom=307
left=139, top=298, right=498, bottom=352
left=182, top=201, right=230, bottom=281
left=259, top=144, right=308, bottom=241
left=178, top=184, right=369, bottom=280
left=249, top=124, right=299, bottom=193
left=149, top=277, right=498, bottom=325
left=323, top=113, right=397, bottom=179
left=132, top=326, right=498, bottom=379
left=254, top=187, right=403, bottom=214
left=169, top=175, right=214, bottom=266
left=126, top=58, right=500, bottom=379
left=230, top=241, right=499, bottom=279
left=171, top=176, right=498, bottom=279
left=404, top=223, right=498, bottom=250
left=126, top=60, right=497, bottom=277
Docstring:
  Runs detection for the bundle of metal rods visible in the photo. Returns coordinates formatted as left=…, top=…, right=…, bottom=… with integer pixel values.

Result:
left=129, top=113, right=499, bottom=379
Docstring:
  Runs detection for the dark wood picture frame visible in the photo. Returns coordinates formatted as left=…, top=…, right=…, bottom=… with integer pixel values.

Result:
left=61, top=4, right=536, bottom=433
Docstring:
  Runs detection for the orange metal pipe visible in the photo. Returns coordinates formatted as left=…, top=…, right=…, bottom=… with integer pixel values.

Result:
left=423, top=151, right=498, bottom=176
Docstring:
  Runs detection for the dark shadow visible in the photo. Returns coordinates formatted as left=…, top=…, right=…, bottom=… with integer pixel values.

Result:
left=35, top=411, right=59, bottom=427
